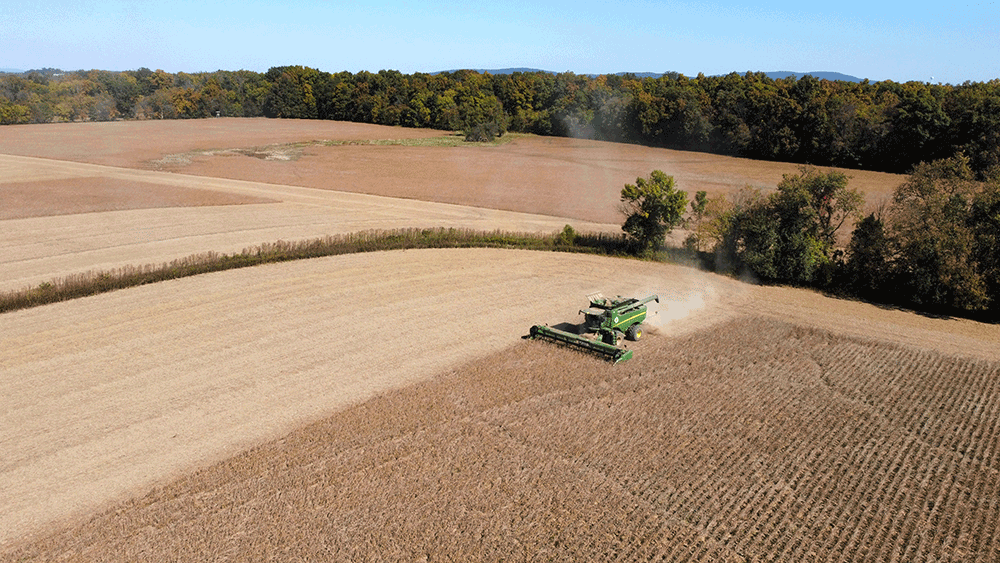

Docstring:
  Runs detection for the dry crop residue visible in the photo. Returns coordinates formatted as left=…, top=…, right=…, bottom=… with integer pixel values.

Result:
left=0, top=118, right=905, bottom=225
left=0, top=177, right=274, bottom=220
left=0, top=248, right=745, bottom=549
left=6, top=317, right=998, bottom=562
left=1, top=118, right=991, bottom=561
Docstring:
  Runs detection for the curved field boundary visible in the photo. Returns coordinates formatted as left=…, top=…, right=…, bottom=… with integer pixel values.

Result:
left=0, top=248, right=747, bottom=548
left=3, top=119, right=993, bottom=559
left=744, top=284, right=1000, bottom=363
left=0, top=153, right=618, bottom=293
left=0, top=228, right=627, bottom=314
left=6, top=317, right=999, bottom=561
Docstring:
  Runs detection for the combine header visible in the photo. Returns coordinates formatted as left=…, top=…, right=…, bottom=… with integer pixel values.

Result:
left=529, top=293, right=659, bottom=364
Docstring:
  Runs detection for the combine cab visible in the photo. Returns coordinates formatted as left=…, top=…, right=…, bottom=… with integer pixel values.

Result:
left=529, top=293, right=659, bottom=364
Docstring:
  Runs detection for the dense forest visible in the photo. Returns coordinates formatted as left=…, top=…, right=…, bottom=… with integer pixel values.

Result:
left=2, top=66, right=1000, bottom=178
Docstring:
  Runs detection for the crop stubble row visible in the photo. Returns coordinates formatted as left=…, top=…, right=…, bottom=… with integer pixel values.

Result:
left=4, top=316, right=998, bottom=562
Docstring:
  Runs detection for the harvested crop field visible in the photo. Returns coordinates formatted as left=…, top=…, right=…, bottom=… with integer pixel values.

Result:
left=0, top=118, right=904, bottom=224
left=0, top=152, right=616, bottom=293
left=2, top=119, right=997, bottom=561
left=0, top=249, right=746, bottom=548
left=0, top=177, right=275, bottom=220
left=5, top=317, right=999, bottom=562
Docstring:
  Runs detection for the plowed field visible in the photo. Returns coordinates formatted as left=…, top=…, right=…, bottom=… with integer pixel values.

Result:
left=2, top=119, right=997, bottom=561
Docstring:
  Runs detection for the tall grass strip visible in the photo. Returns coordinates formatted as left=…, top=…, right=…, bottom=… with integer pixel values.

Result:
left=1, top=228, right=631, bottom=314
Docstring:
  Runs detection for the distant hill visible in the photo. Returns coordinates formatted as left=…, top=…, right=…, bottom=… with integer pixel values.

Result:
left=3, top=66, right=864, bottom=82
left=438, top=68, right=864, bottom=82
left=447, top=68, right=546, bottom=75
left=4, top=66, right=863, bottom=83
left=764, top=71, right=863, bottom=82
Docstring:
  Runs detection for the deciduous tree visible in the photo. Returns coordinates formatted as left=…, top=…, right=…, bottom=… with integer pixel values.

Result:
left=619, top=170, right=688, bottom=255
left=714, top=169, right=862, bottom=284
left=889, top=153, right=990, bottom=311
left=843, top=208, right=894, bottom=299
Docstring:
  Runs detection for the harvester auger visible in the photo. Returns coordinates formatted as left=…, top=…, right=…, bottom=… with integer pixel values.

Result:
left=528, top=293, right=659, bottom=364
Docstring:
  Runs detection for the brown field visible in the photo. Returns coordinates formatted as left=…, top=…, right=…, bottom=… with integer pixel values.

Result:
left=0, top=177, right=275, bottom=220
left=2, top=119, right=997, bottom=561
left=0, top=152, right=616, bottom=293
left=5, top=316, right=999, bottom=562
left=0, top=117, right=903, bottom=224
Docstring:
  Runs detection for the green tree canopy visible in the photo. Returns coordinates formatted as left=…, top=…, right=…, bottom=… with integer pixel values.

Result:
left=842, top=152, right=999, bottom=315
left=842, top=210, right=894, bottom=299
left=6, top=69, right=1000, bottom=179
left=714, top=168, right=863, bottom=284
left=263, top=66, right=320, bottom=119
left=775, top=168, right=863, bottom=248
left=888, top=153, right=990, bottom=311
left=715, top=187, right=779, bottom=279
left=619, top=170, right=688, bottom=255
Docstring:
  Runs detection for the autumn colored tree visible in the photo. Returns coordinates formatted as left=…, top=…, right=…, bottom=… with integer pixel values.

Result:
left=263, top=66, right=320, bottom=119
left=5, top=67, right=1000, bottom=181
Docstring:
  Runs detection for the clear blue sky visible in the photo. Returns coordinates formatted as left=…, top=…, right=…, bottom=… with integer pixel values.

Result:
left=3, top=0, right=997, bottom=84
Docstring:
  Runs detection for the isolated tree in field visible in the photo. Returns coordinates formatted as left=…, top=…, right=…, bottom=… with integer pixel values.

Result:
left=464, top=120, right=502, bottom=142
left=619, top=170, right=688, bottom=254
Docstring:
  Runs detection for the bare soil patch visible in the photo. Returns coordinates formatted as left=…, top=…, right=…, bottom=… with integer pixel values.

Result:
left=6, top=316, right=998, bottom=562
left=150, top=135, right=907, bottom=225
left=0, top=177, right=273, bottom=219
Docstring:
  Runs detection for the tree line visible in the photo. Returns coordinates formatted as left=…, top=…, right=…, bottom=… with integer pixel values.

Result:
left=624, top=156, right=1000, bottom=319
left=3, top=66, right=1000, bottom=177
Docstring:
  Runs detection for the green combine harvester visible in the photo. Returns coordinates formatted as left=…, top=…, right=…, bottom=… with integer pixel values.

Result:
left=529, top=293, right=659, bottom=364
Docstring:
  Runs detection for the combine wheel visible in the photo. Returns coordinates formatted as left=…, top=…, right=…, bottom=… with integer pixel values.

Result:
left=626, top=324, right=643, bottom=341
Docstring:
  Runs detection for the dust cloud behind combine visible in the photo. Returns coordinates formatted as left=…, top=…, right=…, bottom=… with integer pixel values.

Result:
left=627, top=266, right=740, bottom=339
left=645, top=288, right=711, bottom=332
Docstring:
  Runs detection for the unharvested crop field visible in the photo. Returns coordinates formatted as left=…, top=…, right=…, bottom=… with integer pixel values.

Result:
left=6, top=318, right=999, bottom=562
left=2, top=119, right=997, bottom=561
